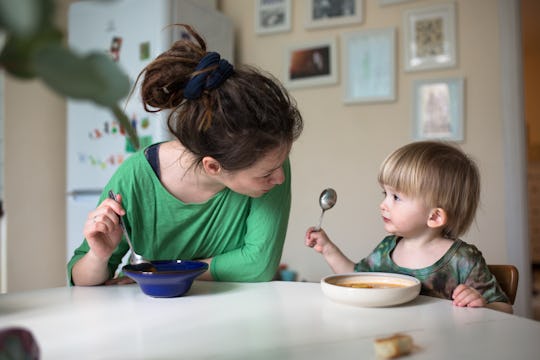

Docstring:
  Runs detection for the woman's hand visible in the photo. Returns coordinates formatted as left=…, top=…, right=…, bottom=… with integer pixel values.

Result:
left=73, top=194, right=127, bottom=286
left=105, top=276, right=135, bottom=285
left=452, top=284, right=487, bottom=308
left=83, top=194, right=126, bottom=261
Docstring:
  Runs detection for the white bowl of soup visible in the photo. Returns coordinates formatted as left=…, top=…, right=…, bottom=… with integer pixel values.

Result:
left=321, top=272, right=421, bottom=307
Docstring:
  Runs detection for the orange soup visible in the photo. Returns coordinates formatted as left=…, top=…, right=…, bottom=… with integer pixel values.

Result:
left=335, top=282, right=406, bottom=289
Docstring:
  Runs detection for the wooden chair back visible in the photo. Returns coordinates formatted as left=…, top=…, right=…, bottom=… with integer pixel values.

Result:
left=487, top=264, right=519, bottom=305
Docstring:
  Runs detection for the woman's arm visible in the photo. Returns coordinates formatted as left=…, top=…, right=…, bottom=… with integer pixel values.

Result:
left=209, top=160, right=293, bottom=282
left=71, top=249, right=112, bottom=285
left=194, top=258, right=214, bottom=281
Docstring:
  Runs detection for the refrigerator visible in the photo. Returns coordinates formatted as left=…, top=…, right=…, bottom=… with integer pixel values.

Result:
left=66, top=0, right=234, bottom=262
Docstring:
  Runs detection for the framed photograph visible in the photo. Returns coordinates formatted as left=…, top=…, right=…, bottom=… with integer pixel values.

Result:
left=284, top=39, right=338, bottom=89
left=342, top=27, right=396, bottom=104
left=412, top=78, right=464, bottom=141
left=305, top=0, right=363, bottom=30
left=255, top=0, right=292, bottom=35
left=403, top=3, right=456, bottom=71
left=379, top=0, right=416, bottom=6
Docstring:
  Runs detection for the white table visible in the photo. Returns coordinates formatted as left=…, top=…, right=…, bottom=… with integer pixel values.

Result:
left=0, top=281, right=539, bottom=359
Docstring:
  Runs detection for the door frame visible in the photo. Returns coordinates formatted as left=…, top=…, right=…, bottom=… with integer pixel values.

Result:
left=499, top=0, right=532, bottom=317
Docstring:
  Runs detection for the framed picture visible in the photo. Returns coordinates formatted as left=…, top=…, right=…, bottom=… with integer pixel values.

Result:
left=255, top=0, right=292, bottom=35
left=342, top=27, right=396, bottom=104
left=379, top=0, right=416, bottom=6
left=403, top=2, right=456, bottom=71
left=305, top=0, right=363, bottom=30
left=412, top=78, right=464, bottom=141
left=284, top=39, right=338, bottom=89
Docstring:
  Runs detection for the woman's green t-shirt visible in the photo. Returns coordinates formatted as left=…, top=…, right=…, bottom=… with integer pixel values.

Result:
left=67, top=148, right=292, bottom=284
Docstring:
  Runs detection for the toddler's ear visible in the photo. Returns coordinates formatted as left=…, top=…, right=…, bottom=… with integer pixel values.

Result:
left=427, top=208, right=447, bottom=228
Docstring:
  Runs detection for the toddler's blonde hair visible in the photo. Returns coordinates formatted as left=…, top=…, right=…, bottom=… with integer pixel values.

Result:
left=378, top=141, right=480, bottom=239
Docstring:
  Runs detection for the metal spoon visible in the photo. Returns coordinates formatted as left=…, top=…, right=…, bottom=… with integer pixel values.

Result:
left=314, top=188, right=337, bottom=231
left=108, top=191, right=156, bottom=272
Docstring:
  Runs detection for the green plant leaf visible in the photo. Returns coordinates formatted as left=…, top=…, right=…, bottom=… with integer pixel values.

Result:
left=86, top=52, right=132, bottom=106
left=0, top=35, right=36, bottom=78
left=0, top=0, right=140, bottom=151
left=34, top=44, right=131, bottom=107
left=0, top=27, right=62, bottom=78
left=0, top=0, right=54, bottom=36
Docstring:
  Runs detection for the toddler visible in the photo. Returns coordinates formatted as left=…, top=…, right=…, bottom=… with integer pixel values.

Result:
left=305, top=141, right=512, bottom=313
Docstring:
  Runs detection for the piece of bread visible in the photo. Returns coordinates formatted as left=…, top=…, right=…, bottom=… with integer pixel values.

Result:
left=373, top=333, right=413, bottom=359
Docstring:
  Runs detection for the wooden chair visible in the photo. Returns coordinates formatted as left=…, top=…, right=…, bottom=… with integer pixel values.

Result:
left=488, top=264, right=519, bottom=305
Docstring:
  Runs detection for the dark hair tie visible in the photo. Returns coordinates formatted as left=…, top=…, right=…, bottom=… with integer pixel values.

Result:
left=184, top=52, right=234, bottom=100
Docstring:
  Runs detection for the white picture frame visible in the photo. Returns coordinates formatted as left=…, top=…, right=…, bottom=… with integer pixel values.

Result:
left=412, top=77, right=464, bottom=142
left=255, top=0, right=292, bottom=35
left=284, top=39, right=338, bottom=89
left=403, top=2, right=457, bottom=72
left=305, top=0, right=363, bottom=30
left=342, top=27, right=396, bottom=104
left=379, top=0, right=416, bottom=6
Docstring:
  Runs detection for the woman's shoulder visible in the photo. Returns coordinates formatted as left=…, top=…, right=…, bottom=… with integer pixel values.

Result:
left=118, top=141, right=170, bottom=171
left=113, top=151, right=149, bottom=176
left=105, top=144, right=161, bottom=189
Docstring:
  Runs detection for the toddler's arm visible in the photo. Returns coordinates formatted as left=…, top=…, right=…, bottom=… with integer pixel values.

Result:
left=305, top=227, right=355, bottom=274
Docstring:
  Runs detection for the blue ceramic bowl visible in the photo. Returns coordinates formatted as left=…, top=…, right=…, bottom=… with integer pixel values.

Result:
left=123, top=260, right=208, bottom=298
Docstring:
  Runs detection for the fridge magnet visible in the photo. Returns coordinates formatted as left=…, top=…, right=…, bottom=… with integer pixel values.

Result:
left=139, top=42, right=150, bottom=60
left=109, top=36, right=123, bottom=62
left=141, top=117, right=150, bottom=129
left=255, top=0, right=292, bottom=35
left=305, top=0, right=363, bottom=30
left=284, top=38, right=338, bottom=89
left=412, top=77, right=464, bottom=142
left=341, top=27, right=396, bottom=104
left=130, top=116, right=137, bottom=132
left=119, top=122, right=126, bottom=135
left=111, top=121, right=118, bottom=134
left=403, top=2, right=456, bottom=71
left=106, top=155, right=116, bottom=166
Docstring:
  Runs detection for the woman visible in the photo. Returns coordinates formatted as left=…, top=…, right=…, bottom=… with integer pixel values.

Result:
left=68, top=25, right=303, bottom=286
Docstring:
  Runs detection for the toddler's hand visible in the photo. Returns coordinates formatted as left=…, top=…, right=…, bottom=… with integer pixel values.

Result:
left=452, top=284, right=487, bottom=308
left=305, top=226, right=317, bottom=248
left=305, top=227, right=330, bottom=253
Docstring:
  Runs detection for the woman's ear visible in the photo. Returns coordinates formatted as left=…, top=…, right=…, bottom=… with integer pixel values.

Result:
left=202, top=156, right=221, bottom=176
left=427, top=207, right=447, bottom=229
